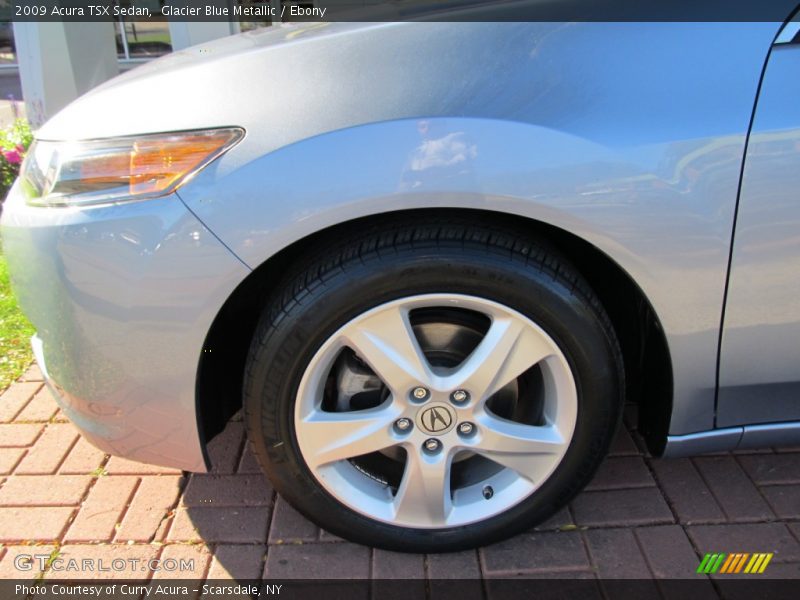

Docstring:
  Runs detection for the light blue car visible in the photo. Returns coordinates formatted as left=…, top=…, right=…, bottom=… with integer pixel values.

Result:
left=2, top=15, right=800, bottom=551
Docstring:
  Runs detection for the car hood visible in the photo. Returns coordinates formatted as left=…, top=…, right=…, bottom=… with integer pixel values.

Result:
left=36, top=21, right=398, bottom=141
left=35, top=20, right=785, bottom=162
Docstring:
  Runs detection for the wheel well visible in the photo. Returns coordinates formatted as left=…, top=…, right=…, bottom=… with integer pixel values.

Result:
left=196, top=208, right=673, bottom=464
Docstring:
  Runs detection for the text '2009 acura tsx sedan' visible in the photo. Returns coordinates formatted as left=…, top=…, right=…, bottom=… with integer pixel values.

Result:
left=2, top=13, right=800, bottom=551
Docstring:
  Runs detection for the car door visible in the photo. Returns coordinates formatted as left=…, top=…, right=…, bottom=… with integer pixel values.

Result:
left=718, top=14, right=800, bottom=428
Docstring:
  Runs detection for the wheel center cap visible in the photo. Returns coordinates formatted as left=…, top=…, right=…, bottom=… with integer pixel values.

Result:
left=416, top=403, right=456, bottom=435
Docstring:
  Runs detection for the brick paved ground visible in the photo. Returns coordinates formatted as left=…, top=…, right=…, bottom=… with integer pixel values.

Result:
left=1, top=363, right=799, bottom=590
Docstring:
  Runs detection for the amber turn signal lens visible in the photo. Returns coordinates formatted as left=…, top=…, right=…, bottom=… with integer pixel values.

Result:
left=128, top=132, right=241, bottom=196
left=22, top=128, right=244, bottom=207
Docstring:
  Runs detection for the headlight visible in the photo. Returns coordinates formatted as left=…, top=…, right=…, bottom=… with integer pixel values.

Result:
left=20, top=127, right=244, bottom=207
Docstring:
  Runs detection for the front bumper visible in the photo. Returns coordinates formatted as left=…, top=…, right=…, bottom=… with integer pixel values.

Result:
left=0, top=183, right=250, bottom=472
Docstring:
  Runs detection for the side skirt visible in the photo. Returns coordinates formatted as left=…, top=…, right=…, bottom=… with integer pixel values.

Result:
left=663, top=421, right=800, bottom=457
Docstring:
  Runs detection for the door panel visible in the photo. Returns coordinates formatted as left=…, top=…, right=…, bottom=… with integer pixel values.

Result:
left=719, top=35, right=800, bottom=427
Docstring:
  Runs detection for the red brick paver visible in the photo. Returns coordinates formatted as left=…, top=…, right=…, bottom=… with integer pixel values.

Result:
left=0, top=475, right=91, bottom=506
left=63, top=475, right=139, bottom=542
left=480, top=530, right=591, bottom=575
left=263, top=542, right=370, bottom=578
left=59, top=437, right=106, bottom=474
left=15, top=424, right=79, bottom=474
left=0, top=382, right=42, bottom=422
left=0, top=423, right=42, bottom=447
left=0, top=363, right=799, bottom=591
left=115, top=475, right=183, bottom=542
left=206, top=544, right=266, bottom=580
left=0, top=448, right=25, bottom=475
left=14, top=387, right=59, bottom=422
left=0, top=506, right=74, bottom=541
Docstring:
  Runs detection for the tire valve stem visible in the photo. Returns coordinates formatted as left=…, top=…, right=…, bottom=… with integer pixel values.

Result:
left=482, top=485, right=494, bottom=500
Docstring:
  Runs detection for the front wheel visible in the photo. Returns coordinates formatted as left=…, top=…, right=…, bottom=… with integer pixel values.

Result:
left=243, top=219, right=623, bottom=552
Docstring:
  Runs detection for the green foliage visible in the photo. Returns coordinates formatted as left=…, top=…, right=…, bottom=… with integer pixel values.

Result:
left=0, top=250, right=34, bottom=391
left=0, top=119, right=34, bottom=200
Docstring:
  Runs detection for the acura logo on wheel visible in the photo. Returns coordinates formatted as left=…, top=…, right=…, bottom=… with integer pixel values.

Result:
left=421, top=406, right=453, bottom=433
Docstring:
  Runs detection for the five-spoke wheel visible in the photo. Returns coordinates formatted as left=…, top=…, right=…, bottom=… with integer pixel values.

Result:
left=294, top=294, right=577, bottom=528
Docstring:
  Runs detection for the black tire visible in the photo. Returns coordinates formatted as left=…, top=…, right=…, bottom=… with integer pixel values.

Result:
left=243, top=217, right=624, bottom=552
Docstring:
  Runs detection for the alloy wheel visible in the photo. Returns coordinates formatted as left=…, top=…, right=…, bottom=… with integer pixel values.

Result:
left=293, top=293, right=578, bottom=528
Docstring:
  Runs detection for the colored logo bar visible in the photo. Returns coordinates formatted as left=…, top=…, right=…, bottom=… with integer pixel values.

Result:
left=697, top=553, right=773, bottom=574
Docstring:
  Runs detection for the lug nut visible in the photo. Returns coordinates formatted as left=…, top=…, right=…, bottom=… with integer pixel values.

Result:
left=482, top=485, right=494, bottom=500
left=411, top=387, right=430, bottom=402
left=451, top=390, right=470, bottom=404
left=458, top=422, right=475, bottom=436
left=423, top=438, right=441, bottom=454
left=394, top=418, right=412, bottom=433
